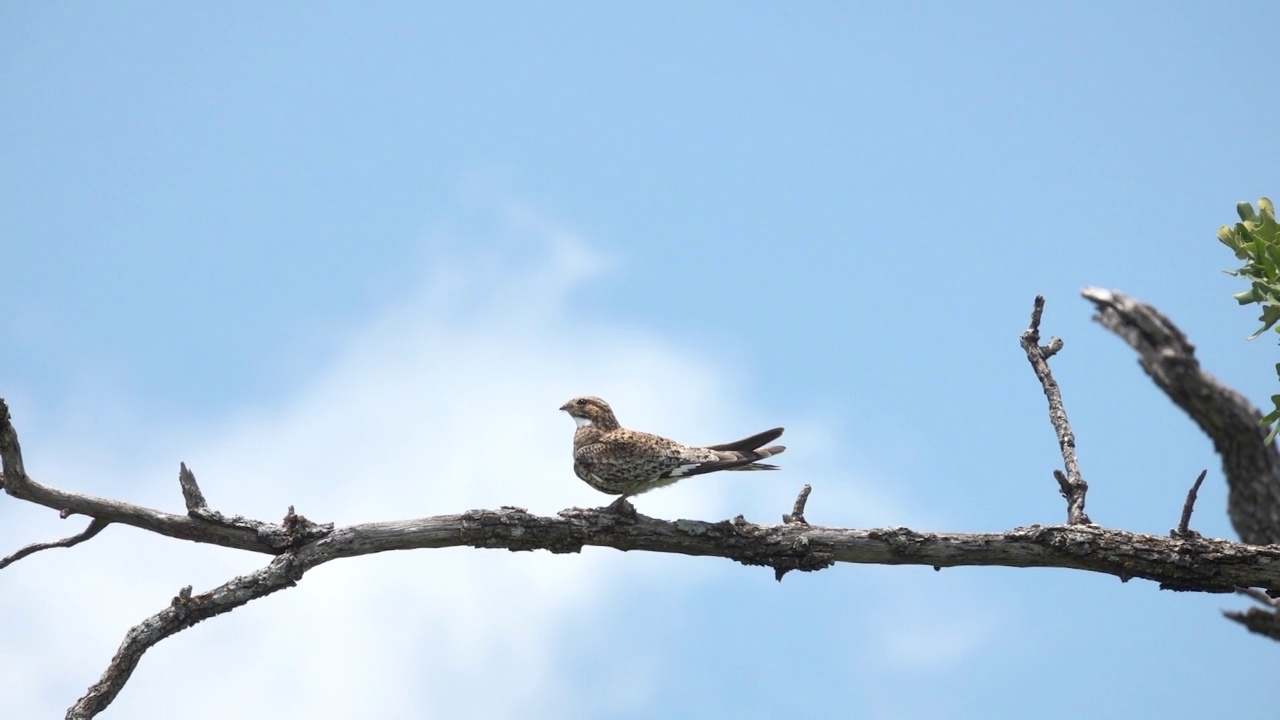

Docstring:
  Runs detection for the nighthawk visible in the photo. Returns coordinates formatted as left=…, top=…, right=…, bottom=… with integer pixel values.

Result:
left=559, top=395, right=785, bottom=511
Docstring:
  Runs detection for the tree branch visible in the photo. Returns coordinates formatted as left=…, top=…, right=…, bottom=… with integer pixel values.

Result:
left=0, top=518, right=110, bottom=569
left=782, top=483, right=812, bottom=525
left=1081, top=288, right=1280, bottom=545
left=58, top=503, right=1280, bottom=718
left=177, top=462, right=207, bottom=512
left=61, top=492, right=1280, bottom=716
left=1172, top=470, right=1208, bottom=539
left=63, top=501, right=1280, bottom=716
left=0, top=400, right=328, bottom=555
left=1224, top=589, right=1280, bottom=641
left=314, top=508, right=1280, bottom=592
left=7, top=286, right=1280, bottom=719
left=66, top=552, right=305, bottom=720
left=1020, top=295, right=1091, bottom=525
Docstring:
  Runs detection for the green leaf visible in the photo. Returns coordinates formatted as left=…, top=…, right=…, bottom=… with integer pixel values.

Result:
left=1247, top=304, right=1280, bottom=339
left=1218, top=225, right=1236, bottom=245
left=1264, top=397, right=1280, bottom=445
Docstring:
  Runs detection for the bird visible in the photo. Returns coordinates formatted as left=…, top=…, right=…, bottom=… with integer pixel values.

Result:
left=559, top=395, right=785, bottom=512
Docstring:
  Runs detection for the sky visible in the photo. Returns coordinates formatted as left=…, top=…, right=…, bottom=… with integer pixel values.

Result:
left=2, top=2, right=1279, bottom=718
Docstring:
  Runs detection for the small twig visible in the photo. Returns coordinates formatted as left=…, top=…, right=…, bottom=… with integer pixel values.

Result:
left=1020, top=296, right=1091, bottom=525
left=1053, top=470, right=1072, bottom=497
left=1224, top=592, right=1280, bottom=641
left=1172, top=470, right=1208, bottom=539
left=280, top=505, right=330, bottom=547
left=1227, top=585, right=1280, bottom=640
left=0, top=518, right=110, bottom=569
left=1027, top=295, right=1045, bottom=333
left=1042, top=337, right=1064, bottom=358
left=1237, top=587, right=1278, bottom=607
left=775, top=485, right=818, bottom=581
left=783, top=484, right=812, bottom=525
left=178, top=463, right=207, bottom=513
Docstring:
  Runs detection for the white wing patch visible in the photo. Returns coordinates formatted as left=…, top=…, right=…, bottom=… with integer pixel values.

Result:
left=667, top=463, right=704, bottom=477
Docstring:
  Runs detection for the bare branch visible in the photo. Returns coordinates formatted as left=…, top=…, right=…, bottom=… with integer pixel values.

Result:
left=286, top=508, right=1279, bottom=592
left=1237, top=587, right=1278, bottom=607
left=0, top=518, right=110, bottom=569
left=1020, top=296, right=1091, bottom=525
left=3, top=465, right=273, bottom=552
left=1224, top=589, right=1280, bottom=641
left=66, top=553, right=305, bottom=720
left=776, top=485, right=814, bottom=581
left=177, top=462, right=207, bottom=513
left=56, top=502, right=1280, bottom=716
left=0, top=399, right=326, bottom=556
left=1172, top=470, right=1208, bottom=539
left=782, top=484, right=812, bottom=525
left=1083, top=288, right=1280, bottom=545
left=6, top=364, right=1280, bottom=715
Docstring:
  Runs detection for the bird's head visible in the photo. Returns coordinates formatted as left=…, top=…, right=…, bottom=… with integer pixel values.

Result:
left=559, top=396, right=620, bottom=430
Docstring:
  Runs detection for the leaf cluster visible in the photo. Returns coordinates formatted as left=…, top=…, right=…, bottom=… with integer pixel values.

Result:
left=1219, top=197, right=1280, bottom=439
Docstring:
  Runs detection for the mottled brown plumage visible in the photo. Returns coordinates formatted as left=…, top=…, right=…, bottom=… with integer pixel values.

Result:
left=559, top=396, right=785, bottom=507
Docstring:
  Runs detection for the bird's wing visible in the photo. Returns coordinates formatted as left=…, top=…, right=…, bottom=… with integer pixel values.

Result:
left=618, top=430, right=781, bottom=479
left=653, top=444, right=787, bottom=479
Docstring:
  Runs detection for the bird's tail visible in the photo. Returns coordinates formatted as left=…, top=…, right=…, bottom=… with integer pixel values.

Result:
left=717, top=444, right=786, bottom=471
left=705, top=427, right=784, bottom=453
left=705, top=427, right=785, bottom=470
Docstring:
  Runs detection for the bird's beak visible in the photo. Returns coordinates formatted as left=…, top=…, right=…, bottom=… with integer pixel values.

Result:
left=558, top=402, right=571, bottom=412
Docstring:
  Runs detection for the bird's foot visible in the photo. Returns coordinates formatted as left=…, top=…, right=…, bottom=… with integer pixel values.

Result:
left=604, top=496, right=638, bottom=519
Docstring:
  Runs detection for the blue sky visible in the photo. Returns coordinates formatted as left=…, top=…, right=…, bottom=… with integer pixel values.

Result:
left=3, top=2, right=1279, bottom=718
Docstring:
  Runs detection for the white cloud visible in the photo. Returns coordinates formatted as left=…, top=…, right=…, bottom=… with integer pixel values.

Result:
left=0, top=207, right=844, bottom=718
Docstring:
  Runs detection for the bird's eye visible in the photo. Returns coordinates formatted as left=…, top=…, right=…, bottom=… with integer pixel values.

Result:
left=575, top=398, right=587, bottom=406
